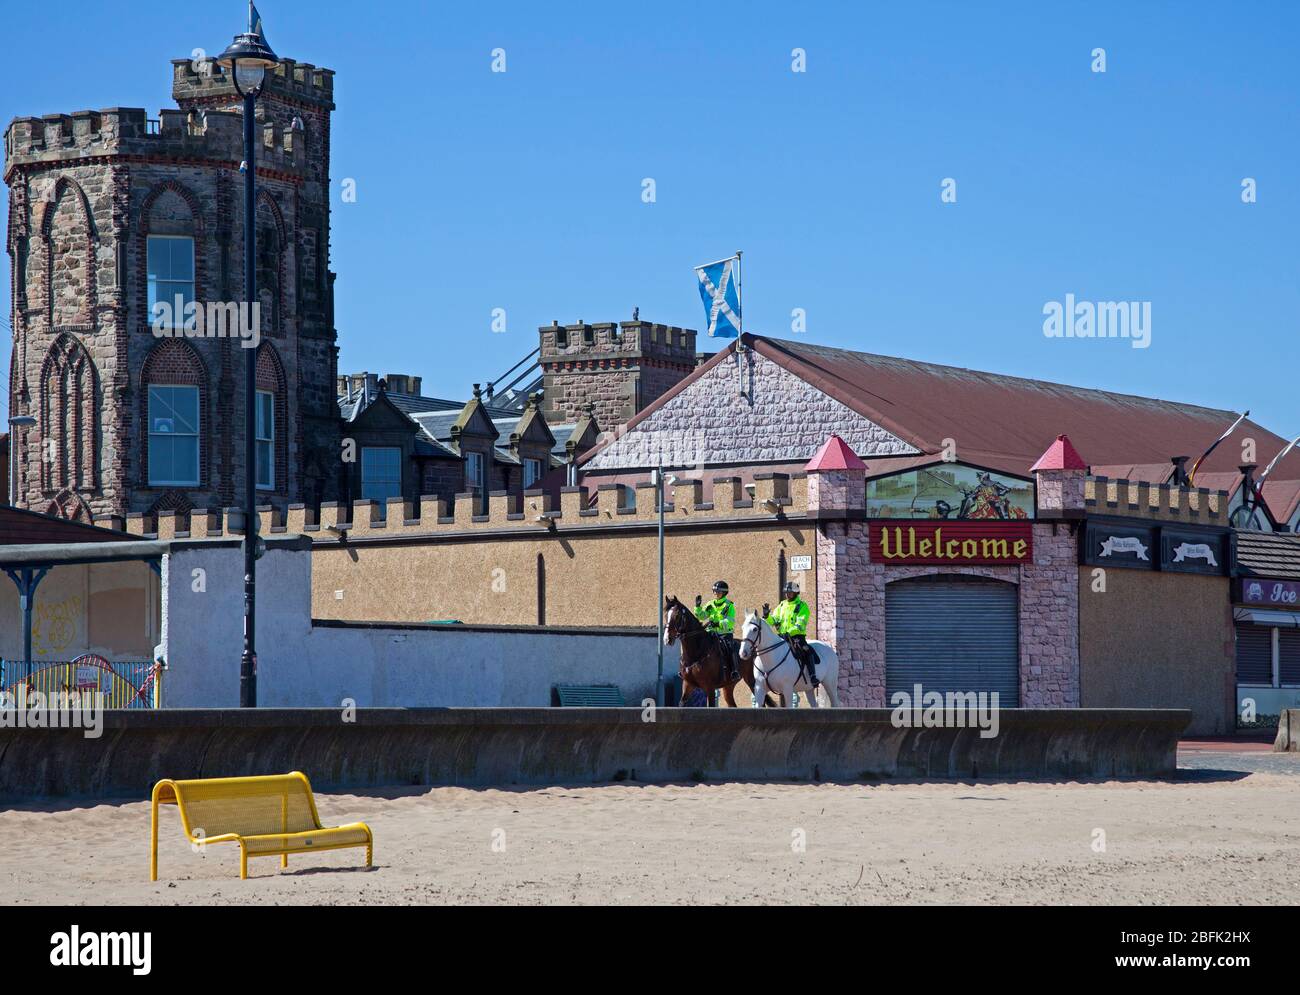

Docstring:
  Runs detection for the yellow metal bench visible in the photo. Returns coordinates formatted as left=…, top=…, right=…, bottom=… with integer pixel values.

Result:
left=150, top=772, right=373, bottom=880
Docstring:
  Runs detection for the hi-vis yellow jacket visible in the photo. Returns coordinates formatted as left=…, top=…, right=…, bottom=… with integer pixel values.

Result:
left=766, top=598, right=809, bottom=637
left=694, top=597, right=736, bottom=635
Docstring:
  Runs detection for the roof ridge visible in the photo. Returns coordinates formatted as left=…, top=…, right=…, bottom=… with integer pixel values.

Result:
left=756, top=334, right=1243, bottom=419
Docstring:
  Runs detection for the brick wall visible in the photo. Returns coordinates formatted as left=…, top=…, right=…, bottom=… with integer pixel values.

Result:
left=815, top=518, right=1081, bottom=708
left=811, top=459, right=1081, bottom=709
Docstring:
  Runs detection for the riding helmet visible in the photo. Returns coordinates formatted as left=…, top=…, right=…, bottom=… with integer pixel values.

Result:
left=783, top=581, right=800, bottom=595
left=712, top=581, right=729, bottom=595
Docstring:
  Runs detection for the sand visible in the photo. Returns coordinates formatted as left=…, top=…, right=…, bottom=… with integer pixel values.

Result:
left=3, top=762, right=1298, bottom=905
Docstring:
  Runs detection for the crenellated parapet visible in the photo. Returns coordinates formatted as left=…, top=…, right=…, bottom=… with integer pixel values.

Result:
left=5, top=104, right=305, bottom=181
left=117, top=473, right=809, bottom=540
left=538, top=319, right=698, bottom=365
left=4, top=57, right=333, bottom=183
left=171, top=57, right=335, bottom=111
left=1084, top=475, right=1227, bottom=523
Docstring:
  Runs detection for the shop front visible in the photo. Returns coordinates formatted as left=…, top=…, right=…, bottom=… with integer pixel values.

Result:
left=873, top=520, right=1036, bottom=706
left=1232, top=532, right=1300, bottom=721
left=811, top=447, right=1079, bottom=710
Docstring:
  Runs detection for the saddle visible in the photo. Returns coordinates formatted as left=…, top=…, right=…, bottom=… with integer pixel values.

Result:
left=717, top=634, right=740, bottom=681
left=790, top=639, right=819, bottom=684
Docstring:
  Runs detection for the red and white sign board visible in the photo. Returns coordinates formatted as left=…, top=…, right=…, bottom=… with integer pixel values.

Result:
left=869, top=521, right=1033, bottom=566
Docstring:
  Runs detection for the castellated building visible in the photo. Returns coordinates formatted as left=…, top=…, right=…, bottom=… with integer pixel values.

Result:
left=4, top=56, right=340, bottom=522
left=538, top=319, right=698, bottom=429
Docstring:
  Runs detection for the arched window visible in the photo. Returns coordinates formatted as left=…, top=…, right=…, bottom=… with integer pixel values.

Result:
left=140, top=181, right=203, bottom=333
left=42, top=177, right=96, bottom=328
left=255, top=342, right=287, bottom=493
left=39, top=335, right=98, bottom=492
left=140, top=339, right=206, bottom=489
left=256, top=191, right=286, bottom=337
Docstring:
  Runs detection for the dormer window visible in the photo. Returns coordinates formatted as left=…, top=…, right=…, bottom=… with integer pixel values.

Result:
left=524, top=458, right=544, bottom=488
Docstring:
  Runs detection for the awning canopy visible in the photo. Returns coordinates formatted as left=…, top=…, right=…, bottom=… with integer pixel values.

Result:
left=1234, top=607, right=1300, bottom=627
left=0, top=540, right=167, bottom=570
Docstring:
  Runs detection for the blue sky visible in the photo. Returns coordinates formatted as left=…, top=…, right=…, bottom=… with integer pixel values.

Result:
left=3, top=0, right=1297, bottom=437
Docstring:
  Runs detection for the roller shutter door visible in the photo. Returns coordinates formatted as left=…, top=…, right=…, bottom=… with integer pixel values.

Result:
left=1234, top=623, right=1273, bottom=684
left=885, top=577, right=1019, bottom=706
left=1281, top=627, right=1300, bottom=686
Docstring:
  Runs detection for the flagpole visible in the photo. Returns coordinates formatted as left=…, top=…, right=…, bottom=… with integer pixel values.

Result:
left=735, top=250, right=744, bottom=351
left=1187, top=410, right=1249, bottom=485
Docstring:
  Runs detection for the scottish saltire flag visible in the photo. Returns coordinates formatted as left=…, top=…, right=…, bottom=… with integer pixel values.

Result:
left=695, top=256, right=741, bottom=338
left=250, top=2, right=265, bottom=37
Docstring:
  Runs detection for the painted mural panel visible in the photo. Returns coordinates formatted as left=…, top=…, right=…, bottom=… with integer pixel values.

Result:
left=866, top=464, right=1034, bottom=520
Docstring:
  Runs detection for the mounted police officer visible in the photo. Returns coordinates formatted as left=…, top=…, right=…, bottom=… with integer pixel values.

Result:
left=763, top=581, right=817, bottom=688
left=695, top=581, right=739, bottom=682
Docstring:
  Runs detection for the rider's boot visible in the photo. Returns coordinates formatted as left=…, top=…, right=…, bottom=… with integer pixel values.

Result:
left=805, top=652, right=820, bottom=688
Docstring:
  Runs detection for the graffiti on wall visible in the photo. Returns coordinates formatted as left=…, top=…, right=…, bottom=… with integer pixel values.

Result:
left=32, top=595, right=83, bottom=658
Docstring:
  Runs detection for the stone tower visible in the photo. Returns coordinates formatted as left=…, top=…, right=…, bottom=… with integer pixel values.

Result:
left=4, top=55, right=340, bottom=522
left=538, top=319, right=698, bottom=430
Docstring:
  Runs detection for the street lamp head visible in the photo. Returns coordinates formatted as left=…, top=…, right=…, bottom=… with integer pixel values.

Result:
left=7, top=415, right=37, bottom=428
left=216, top=5, right=279, bottom=98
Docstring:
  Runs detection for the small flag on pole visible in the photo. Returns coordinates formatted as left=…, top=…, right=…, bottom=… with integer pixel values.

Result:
left=250, top=3, right=265, bottom=37
left=695, top=254, right=741, bottom=338
left=1188, top=410, right=1249, bottom=485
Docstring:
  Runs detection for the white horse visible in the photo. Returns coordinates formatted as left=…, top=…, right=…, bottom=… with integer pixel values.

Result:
left=737, top=611, right=840, bottom=708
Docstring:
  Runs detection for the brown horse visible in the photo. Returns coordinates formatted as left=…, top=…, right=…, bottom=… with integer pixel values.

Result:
left=663, top=596, right=776, bottom=707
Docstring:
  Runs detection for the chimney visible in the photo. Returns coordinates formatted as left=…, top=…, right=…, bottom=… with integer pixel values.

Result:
left=1239, top=462, right=1259, bottom=504
left=1170, top=456, right=1191, bottom=486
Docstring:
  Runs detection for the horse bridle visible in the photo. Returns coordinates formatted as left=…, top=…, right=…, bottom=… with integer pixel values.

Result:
left=665, top=603, right=688, bottom=645
left=739, top=624, right=793, bottom=676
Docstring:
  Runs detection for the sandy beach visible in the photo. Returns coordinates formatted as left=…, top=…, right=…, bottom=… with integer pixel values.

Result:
left=3, top=752, right=1297, bottom=905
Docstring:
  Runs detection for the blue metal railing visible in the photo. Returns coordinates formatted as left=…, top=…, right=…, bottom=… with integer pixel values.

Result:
left=0, top=656, right=162, bottom=708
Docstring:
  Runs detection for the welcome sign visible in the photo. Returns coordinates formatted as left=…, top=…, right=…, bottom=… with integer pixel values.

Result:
left=869, top=521, right=1033, bottom=565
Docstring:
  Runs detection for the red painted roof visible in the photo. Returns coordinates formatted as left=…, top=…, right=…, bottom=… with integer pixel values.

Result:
left=805, top=434, right=867, bottom=472
left=0, top=506, right=130, bottom=546
left=578, top=334, right=1300, bottom=514
left=1261, top=479, right=1300, bottom=526
left=1029, top=434, right=1087, bottom=472
left=752, top=336, right=1300, bottom=481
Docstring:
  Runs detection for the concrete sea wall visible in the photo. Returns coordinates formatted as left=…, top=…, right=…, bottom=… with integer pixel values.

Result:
left=0, top=707, right=1190, bottom=799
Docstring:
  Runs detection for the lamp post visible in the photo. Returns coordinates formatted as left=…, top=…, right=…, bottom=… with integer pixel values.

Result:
left=7, top=414, right=36, bottom=507
left=216, top=4, right=279, bottom=708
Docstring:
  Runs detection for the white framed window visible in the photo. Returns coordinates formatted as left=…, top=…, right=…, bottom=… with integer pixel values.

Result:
left=147, top=235, right=195, bottom=327
left=148, top=385, right=200, bottom=486
left=524, top=457, right=544, bottom=488
left=255, top=390, right=274, bottom=490
left=466, top=452, right=485, bottom=491
left=466, top=451, right=487, bottom=513
left=361, top=446, right=401, bottom=502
